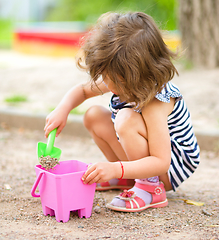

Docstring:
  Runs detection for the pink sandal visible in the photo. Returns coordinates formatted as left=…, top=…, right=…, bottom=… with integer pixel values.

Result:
left=106, top=182, right=168, bottom=212
left=96, top=179, right=135, bottom=191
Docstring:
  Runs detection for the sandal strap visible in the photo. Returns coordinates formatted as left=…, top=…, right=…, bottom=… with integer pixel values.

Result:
left=135, top=182, right=166, bottom=204
left=135, top=182, right=164, bottom=194
left=116, top=190, right=147, bottom=210
left=125, top=196, right=145, bottom=209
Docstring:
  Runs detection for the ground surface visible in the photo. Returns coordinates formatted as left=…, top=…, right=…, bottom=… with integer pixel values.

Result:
left=0, top=128, right=219, bottom=239
left=0, top=51, right=219, bottom=239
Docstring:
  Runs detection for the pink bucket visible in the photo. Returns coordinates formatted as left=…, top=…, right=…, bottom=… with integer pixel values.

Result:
left=31, top=160, right=96, bottom=222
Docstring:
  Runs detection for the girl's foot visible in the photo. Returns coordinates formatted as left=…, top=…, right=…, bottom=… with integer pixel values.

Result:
left=106, top=182, right=168, bottom=212
left=96, top=178, right=135, bottom=191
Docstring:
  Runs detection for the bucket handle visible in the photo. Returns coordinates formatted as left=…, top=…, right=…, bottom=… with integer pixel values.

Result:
left=31, top=171, right=44, bottom=197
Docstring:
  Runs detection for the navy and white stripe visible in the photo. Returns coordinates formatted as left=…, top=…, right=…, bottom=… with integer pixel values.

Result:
left=109, top=82, right=200, bottom=191
left=109, top=95, right=134, bottom=123
left=163, top=83, right=200, bottom=190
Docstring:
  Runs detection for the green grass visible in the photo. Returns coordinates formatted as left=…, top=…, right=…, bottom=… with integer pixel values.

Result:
left=4, top=95, right=28, bottom=103
left=69, top=108, right=86, bottom=115
left=49, top=107, right=85, bottom=115
left=0, top=19, right=14, bottom=48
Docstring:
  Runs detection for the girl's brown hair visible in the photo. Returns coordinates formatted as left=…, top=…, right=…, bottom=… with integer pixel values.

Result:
left=77, top=12, right=178, bottom=108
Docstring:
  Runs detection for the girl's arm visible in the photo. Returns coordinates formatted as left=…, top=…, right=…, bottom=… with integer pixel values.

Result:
left=44, top=79, right=109, bottom=137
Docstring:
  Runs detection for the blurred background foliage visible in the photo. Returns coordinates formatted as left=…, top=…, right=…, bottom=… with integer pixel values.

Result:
left=46, top=0, right=178, bottom=30
left=0, top=19, right=14, bottom=48
left=0, top=0, right=178, bottom=48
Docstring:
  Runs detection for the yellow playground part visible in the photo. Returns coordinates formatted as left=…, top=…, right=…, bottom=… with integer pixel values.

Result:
left=13, top=30, right=181, bottom=58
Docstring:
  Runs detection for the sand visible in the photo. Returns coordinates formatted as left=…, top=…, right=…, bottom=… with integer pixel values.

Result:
left=0, top=50, right=219, bottom=239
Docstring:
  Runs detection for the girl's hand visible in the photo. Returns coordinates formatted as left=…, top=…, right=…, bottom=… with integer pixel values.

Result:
left=44, top=107, right=69, bottom=138
left=82, top=162, right=119, bottom=185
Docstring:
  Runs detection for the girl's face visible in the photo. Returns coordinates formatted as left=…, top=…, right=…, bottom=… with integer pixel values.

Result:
left=102, top=75, right=119, bottom=95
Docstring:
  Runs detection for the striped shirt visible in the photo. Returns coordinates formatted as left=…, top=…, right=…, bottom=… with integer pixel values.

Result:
left=109, top=82, right=200, bottom=191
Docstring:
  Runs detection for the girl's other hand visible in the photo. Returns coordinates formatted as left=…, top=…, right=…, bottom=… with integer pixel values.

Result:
left=82, top=162, right=118, bottom=185
left=44, top=108, right=68, bottom=138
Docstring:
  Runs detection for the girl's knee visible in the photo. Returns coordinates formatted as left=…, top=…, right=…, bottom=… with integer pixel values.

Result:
left=83, top=105, right=109, bottom=129
left=114, top=108, right=147, bottom=139
left=84, top=105, right=101, bottom=129
left=114, top=109, right=136, bottom=135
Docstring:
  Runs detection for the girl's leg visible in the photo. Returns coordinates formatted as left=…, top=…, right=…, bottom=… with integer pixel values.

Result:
left=84, top=106, right=134, bottom=189
left=115, top=108, right=172, bottom=190
left=84, top=105, right=128, bottom=162
left=84, top=106, right=172, bottom=194
left=114, top=108, right=149, bottom=160
left=109, top=108, right=170, bottom=210
left=159, top=173, right=173, bottom=191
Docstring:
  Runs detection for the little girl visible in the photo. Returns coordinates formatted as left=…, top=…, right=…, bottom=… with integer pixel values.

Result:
left=44, top=12, right=200, bottom=212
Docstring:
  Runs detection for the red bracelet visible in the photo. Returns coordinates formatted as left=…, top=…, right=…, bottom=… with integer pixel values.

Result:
left=118, top=161, right=124, bottom=180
